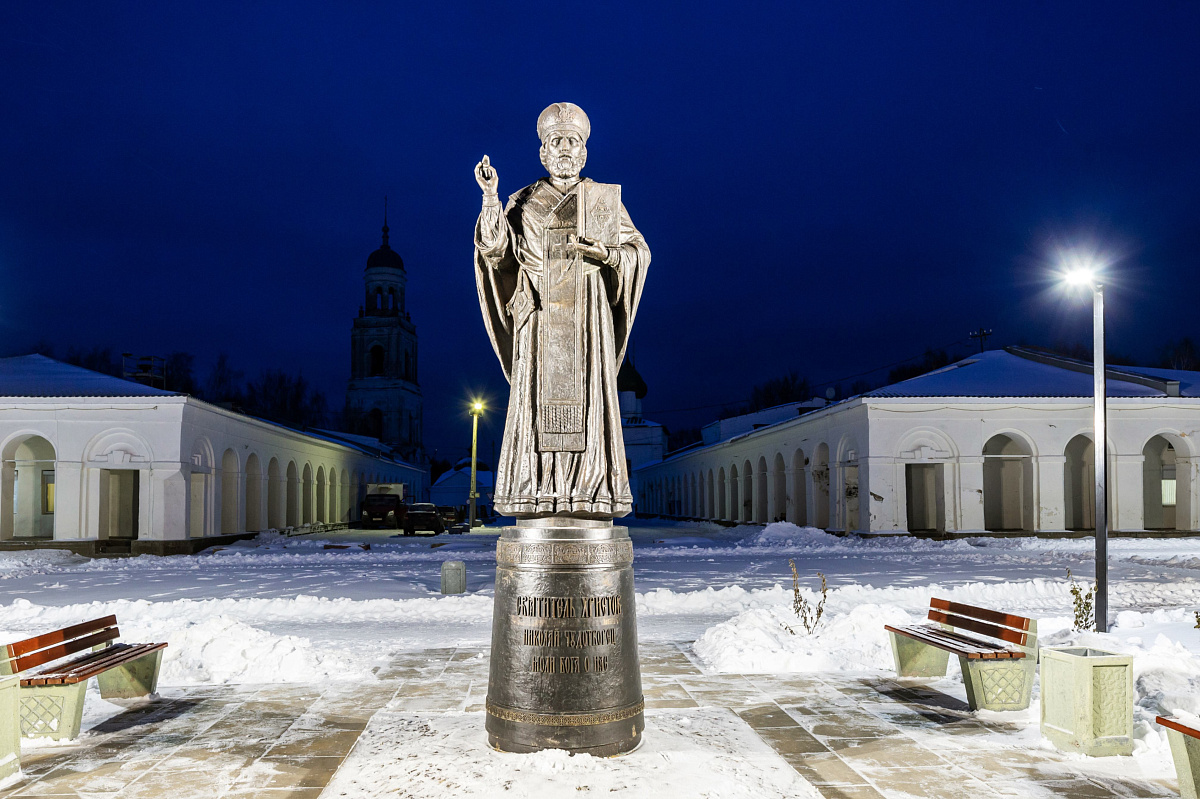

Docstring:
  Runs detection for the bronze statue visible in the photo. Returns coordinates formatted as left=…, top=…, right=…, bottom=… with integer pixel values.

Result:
left=473, top=102, right=650, bottom=519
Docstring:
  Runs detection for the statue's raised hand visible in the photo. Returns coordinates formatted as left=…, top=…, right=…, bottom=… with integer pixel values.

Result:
left=475, top=155, right=499, bottom=196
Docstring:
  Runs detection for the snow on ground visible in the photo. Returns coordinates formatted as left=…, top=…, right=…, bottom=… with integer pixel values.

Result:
left=1, top=519, right=1198, bottom=772
left=321, top=708, right=819, bottom=798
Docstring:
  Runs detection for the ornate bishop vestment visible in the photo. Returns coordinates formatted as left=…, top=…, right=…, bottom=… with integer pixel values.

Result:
left=475, top=177, right=650, bottom=517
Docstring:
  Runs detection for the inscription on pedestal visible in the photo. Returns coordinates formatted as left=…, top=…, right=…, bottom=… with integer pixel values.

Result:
left=515, top=594, right=622, bottom=674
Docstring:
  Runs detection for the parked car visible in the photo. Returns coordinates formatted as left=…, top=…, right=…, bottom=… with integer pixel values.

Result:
left=436, top=505, right=460, bottom=527
left=362, top=493, right=407, bottom=529
left=404, top=503, right=445, bottom=535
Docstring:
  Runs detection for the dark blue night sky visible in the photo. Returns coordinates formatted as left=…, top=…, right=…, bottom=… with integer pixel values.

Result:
left=3, top=3, right=1199, bottom=457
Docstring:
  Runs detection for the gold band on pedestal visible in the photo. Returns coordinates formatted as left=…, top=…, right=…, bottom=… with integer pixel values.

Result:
left=496, top=538, right=634, bottom=567
left=486, top=697, right=644, bottom=727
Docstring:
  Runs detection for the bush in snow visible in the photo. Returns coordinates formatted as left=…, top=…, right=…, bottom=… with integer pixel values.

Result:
left=1067, top=569, right=1096, bottom=632
left=785, top=559, right=826, bottom=635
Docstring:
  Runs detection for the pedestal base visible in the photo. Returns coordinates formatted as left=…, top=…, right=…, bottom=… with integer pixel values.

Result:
left=485, top=517, right=643, bottom=756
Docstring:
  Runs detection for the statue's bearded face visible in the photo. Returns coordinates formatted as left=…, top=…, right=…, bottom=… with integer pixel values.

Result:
left=540, top=129, right=587, bottom=180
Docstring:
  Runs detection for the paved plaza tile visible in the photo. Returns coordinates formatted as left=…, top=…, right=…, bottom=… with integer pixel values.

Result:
left=0, top=643, right=1180, bottom=798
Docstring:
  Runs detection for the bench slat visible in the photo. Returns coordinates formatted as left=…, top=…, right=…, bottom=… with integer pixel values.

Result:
left=1157, top=716, right=1200, bottom=741
left=930, top=598, right=1031, bottom=632
left=6, top=616, right=119, bottom=659
left=928, top=610, right=1029, bottom=647
left=11, top=627, right=121, bottom=673
left=60, top=643, right=166, bottom=683
left=885, top=624, right=1025, bottom=659
left=22, top=642, right=167, bottom=686
left=886, top=624, right=1000, bottom=656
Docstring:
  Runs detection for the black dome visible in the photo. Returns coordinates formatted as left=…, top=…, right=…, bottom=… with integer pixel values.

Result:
left=618, top=356, right=648, bottom=398
left=366, top=215, right=405, bottom=271
left=367, top=241, right=404, bottom=271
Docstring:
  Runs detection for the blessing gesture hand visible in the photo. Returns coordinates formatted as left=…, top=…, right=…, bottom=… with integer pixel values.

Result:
left=475, top=155, right=499, bottom=195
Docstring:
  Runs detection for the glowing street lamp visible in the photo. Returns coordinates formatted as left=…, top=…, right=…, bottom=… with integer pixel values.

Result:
left=468, top=400, right=485, bottom=530
left=1061, top=258, right=1108, bottom=631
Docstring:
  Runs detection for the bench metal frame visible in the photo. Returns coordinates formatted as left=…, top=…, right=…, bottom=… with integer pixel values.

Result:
left=0, top=675, right=18, bottom=784
left=0, top=616, right=166, bottom=741
left=1158, top=716, right=1200, bottom=799
left=886, top=598, right=1038, bottom=712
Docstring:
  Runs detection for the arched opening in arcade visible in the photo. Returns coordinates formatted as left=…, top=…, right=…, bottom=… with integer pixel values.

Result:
left=1, top=434, right=56, bottom=540
left=316, top=466, right=326, bottom=523
left=983, top=434, right=1034, bottom=532
left=1064, top=434, right=1095, bottom=531
left=741, top=460, right=753, bottom=522
left=302, top=464, right=314, bottom=524
left=1144, top=435, right=1186, bottom=531
left=220, top=449, right=240, bottom=536
left=791, top=449, right=808, bottom=526
left=813, top=444, right=830, bottom=529
left=729, top=465, right=739, bottom=523
left=286, top=461, right=300, bottom=527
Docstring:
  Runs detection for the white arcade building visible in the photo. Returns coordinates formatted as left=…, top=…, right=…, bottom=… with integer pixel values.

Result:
left=0, top=355, right=426, bottom=555
left=634, top=347, right=1200, bottom=536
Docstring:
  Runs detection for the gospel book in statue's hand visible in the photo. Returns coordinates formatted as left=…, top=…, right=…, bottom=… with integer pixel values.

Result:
left=578, top=182, right=621, bottom=247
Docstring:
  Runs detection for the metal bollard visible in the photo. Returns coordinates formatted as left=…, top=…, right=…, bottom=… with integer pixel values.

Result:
left=441, top=560, right=466, bottom=595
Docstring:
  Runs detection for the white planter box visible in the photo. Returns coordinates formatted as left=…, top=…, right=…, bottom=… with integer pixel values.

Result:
left=1040, top=646, right=1133, bottom=757
left=0, top=675, right=19, bottom=784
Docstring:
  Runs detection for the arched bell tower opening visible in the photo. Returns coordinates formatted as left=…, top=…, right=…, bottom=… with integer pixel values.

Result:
left=347, top=198, right=424, bottom=461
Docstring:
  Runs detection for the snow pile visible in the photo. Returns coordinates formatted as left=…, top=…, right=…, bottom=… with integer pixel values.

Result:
left=0, top=549, right=88, bottom=579
left=0, top=594, right=494, bottom=686
left=322, top=708, right=820, bottom=798
left=737, top=522, right=841, bottom=548
left=142, top=615, right=364, bottom=684
left=694, top=603, right=911, bottom=673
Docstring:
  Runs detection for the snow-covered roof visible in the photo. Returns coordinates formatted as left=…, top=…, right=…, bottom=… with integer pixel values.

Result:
left=433, top=466, right=494, bottom=488
left=0, top=354, right=180, bottom=398
left=864, top=348, right=1199, bottom=399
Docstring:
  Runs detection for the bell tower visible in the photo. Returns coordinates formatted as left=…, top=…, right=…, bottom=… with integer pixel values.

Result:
left=346, top=199, right=423, bottom=460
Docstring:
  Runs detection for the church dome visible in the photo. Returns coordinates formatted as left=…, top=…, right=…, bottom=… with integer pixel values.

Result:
left=367, top=222, right=405, bottom=271
left=618, top=356, right=648, bottom=399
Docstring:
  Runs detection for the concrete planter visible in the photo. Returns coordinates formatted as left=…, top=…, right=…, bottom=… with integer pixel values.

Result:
left=0, top=675, right=19, bottom=784
left=1040, top=646, right=1133, bottom=757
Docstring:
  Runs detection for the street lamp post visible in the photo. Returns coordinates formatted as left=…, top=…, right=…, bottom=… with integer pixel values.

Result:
left=1066, top=266, right=1108, bottom=632
left=468, top=401, right=484, bottom=529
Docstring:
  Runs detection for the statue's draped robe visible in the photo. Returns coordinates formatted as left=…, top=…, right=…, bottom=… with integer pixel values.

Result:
left=475, top=177, right=650, bottom=517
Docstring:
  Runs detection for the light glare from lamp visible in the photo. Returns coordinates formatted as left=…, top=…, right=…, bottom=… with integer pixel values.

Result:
left=1064, top=267, right=1095, bottom=286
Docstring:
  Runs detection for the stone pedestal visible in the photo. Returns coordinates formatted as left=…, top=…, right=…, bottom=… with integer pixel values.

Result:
left=485, top=517, right=643, bottom=756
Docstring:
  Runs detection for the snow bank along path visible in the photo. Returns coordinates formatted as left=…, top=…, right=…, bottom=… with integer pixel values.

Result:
left=1, top=521, right=1198, bottom=772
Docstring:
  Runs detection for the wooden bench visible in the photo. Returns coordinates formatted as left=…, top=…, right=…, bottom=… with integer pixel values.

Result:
left=0, top=616, right=167, bottom=740
left=885, top=598, right=1038, bottom=712
left=1157, top=715, right=1200, bottom=799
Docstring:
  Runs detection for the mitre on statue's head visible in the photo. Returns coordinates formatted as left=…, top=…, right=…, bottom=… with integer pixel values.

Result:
left=537, top=102, right=590, bottom=142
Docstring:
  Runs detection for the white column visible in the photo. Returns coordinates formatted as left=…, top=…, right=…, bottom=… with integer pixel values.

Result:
left=863, top=456, right=899, bottom=533
left=958, top=456, right=985, bottom=533
left=150, top=465, right=189, bottom=541
left=1037, top=455, right=1067, bottom=532
left=830, top=464, right=845, bottom=531
left=1112, top=453, right=1143, bottom=532
left=138, top=469, right=153, bottom=540
left=1177, top=456, right=1197, bottom=532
